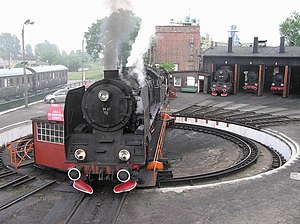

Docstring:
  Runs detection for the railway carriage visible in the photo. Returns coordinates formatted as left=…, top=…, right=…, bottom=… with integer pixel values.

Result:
left=0, top=65, right=68, bottom=100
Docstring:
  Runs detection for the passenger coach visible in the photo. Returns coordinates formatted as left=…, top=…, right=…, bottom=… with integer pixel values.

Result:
left=0, top=65, right=68, bottom=100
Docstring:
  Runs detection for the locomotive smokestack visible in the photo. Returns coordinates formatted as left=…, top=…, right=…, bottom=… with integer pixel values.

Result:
left=228, top=37, right=233, bottom=53
left=253, top=37, right=259, bottom=53
left=279, top=36, right=285, bottom=53
left=104, top=70, right=119, bottom=79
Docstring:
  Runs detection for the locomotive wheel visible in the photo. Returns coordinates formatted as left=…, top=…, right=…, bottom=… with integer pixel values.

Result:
left=49, top=98, right=56, bottom=104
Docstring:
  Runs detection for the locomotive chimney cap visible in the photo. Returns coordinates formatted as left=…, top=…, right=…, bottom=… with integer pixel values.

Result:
left=104, top=70, right=119, bottom=79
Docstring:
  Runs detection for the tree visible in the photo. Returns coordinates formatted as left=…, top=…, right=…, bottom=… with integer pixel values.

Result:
left=35, top=40, right=61, bottom=64
left=279, top=11, right=300, bottom=46
left=0, top=33, right=20, bottom=59
left=159, top=61, right=175, bottom=72
left=25, top=44, right=34, bottom=57
left=84, top=9, right=141, bottom=67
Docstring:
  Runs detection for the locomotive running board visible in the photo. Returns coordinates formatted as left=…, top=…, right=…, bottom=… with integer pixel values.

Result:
left=73, top=180, right=93, bottom=194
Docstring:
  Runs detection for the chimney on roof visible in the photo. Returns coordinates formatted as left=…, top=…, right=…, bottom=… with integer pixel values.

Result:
left=228, top=37, right=233, bottom=53
left=210, top=41, right=214, bottom=48
left=280, top=36, right=285, bottom=53
left=253, top=37, right=258, bottom=53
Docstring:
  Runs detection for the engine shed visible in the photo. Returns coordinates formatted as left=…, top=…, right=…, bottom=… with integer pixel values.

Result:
left=201, top=37, right=300, bottom=97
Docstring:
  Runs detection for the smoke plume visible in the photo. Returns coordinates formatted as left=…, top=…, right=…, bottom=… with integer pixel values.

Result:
left=102, top=0, right=134, bottom=69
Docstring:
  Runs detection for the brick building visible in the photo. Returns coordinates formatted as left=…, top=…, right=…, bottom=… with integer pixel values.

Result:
left=154, top=23, right=201, bottom=92
left=154, top=24, right=200, bottom=71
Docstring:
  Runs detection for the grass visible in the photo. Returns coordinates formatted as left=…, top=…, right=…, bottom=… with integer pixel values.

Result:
left=68, top=69, right=103, bottom=81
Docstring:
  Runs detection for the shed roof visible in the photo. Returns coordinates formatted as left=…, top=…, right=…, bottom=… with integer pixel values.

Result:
left=203, top=46, right=300, bottom=58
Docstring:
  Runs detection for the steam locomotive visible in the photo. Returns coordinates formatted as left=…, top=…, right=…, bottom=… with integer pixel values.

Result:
left=211, top=66, right=233, bottom=97
left=64, top=66, right=169, bottom=194
left=271, top=72, right=284, bottom=95
left=243, top=71, right=258, bottom=93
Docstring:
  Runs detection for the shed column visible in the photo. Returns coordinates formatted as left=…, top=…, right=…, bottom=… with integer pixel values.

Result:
left=283, top=65, right=289, bottom=98
left=233, top=64, right=238, bottom=94
left=257, top=64, right=263, bottom=96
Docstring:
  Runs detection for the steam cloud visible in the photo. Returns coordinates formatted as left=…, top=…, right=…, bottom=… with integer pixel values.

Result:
left=102, top=0, right=156, bottom=86
left=102, top=0, right=134, bottom=69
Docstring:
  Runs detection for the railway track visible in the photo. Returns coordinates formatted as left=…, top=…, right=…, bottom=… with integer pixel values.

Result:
left=157, top=123, right=285, bottom=187
left=173, top=105, right=300, bottom=128
left=0, top=113, right=286, bottom=220
left=63, top=185, right=128, bottom=224
left=0, top=141, right=56, bottom=212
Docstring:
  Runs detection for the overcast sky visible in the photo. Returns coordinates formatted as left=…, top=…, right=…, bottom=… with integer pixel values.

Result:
left=1, top=0, right=299, bottom=53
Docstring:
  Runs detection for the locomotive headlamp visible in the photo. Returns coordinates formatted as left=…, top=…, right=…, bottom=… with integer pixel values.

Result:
left=272, top=83, right=275, bottom=86
left=281, top=84, right=284, bottom=86
left=255, top=83, right=258, bottom=86
left=118, top=149, right=130, bottom=161
left=223, top=85, right=227, bottom=88
left=74, top=148, right=86, bottom=161
left=98, top=90, right=110, bottom=102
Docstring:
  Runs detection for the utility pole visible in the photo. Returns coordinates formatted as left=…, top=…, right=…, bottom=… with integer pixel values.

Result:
left=81, top=39, right=85, bottom=86
left=22, top=19, right=34, bottom=108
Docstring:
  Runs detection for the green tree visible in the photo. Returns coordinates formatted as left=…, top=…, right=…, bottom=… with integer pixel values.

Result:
left=279, top=11, right=300, bottom=46
left=84, top=9, right=141, bottom=67
left=25, top=44, right=34, bottom=57
left=159, top=61, right=175, bottom=72
left=0, top=33, right=20, bottom=59
left=35, top=40, right=61, bottom=64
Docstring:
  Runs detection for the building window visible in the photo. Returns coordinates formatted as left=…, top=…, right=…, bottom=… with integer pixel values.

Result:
left=174, top=77, right=181, bottom=87
left=189, top=65, right=194, bottom=71
left=36, top=122, right=64, bottom=144
left=187, top=76, right=195, bottom=86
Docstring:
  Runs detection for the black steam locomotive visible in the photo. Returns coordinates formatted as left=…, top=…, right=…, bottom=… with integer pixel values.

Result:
left=211, top=66, right=233, bottom=96
left=243, top=71, right=258, bottom=93
left=271, top=72, right=284, bottom=95
left=64, top=66, right=168, bottom=194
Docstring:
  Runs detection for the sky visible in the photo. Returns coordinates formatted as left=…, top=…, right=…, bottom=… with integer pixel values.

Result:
left=0, top=0, right=299, bottom=53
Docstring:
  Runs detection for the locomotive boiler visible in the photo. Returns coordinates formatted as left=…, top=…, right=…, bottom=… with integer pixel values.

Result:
left=243, top=71, right=258, bottom=93
left=211, top=66, right=233, bottom=97
left=271, top=72, right=284, bottom=95
left=64, top=66, right=169, bottom=194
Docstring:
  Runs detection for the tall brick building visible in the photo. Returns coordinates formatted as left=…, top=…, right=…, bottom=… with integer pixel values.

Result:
left=154, top=24, right=200, bottom=71
left=154, top=23, right=202, bottom=93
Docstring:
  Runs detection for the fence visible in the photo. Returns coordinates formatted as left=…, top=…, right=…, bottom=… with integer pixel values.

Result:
left=0, top=81, right=95, bottom=112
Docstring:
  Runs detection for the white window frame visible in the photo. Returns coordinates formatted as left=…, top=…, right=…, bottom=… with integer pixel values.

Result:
left=187, top=76, right=195, bottom=86
left=174, top=77, right=181, bottom=87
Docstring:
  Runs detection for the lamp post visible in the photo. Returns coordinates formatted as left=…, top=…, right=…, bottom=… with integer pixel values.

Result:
left=22, top=19, right=34, bottom=108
